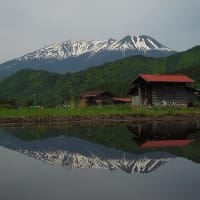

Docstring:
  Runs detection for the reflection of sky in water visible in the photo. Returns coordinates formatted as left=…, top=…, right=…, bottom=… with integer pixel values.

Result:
left=0, top=146, right=200, bottom=200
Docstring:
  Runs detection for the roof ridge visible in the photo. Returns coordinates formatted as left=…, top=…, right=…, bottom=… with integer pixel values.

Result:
left=137, top=73, right=195, bottom=83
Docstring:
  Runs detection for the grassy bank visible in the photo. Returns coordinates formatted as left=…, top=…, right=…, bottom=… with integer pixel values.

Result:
left=0, top=105, right=200, bottom=119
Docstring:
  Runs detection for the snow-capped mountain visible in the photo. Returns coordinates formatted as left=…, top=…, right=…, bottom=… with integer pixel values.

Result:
left=19, top=35, right=173, bottom=61
left=0, top=132, right=174, bottom=174
left=0, top=35, right=176, bottom=79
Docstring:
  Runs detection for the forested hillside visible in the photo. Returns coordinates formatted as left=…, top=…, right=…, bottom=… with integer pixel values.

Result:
left=0, top=45, right=199, bottom=106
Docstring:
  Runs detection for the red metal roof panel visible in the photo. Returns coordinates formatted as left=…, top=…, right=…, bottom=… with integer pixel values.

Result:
left=139, top=74, right=195, bottom=83
left=113, top=97, right=131, bottom=103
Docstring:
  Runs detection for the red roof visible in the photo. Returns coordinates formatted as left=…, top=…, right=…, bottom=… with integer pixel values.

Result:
left=113, top=97, right=131, bottom=103
left=138, top=74, right=195, bottom=83
left=140, top=139, right=195, bottom=148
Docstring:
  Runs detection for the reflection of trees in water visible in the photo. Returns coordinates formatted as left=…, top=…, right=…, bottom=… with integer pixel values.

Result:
left=1, top=125, right=140, bottom=154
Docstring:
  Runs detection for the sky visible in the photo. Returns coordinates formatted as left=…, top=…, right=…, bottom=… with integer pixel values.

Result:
left=0, top=0, right=199, bottom=63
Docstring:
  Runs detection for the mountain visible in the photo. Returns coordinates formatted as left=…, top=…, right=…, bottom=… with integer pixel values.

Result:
left=0, top=130, right=173, bottom=174
left=0, top=35, right=175, bottom=79
left=0, top=45, right=199, bottom=106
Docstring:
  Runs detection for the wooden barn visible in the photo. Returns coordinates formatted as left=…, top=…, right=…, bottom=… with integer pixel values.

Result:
left=79, top=90, right=113, bottom=105
left=128, top=74, right=195, bottom=106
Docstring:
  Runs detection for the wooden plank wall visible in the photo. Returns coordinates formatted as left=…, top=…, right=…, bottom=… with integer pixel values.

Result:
left=152, top=84, right=187, bottom=106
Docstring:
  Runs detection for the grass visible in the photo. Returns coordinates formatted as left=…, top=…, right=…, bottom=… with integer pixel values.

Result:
left=0, top=104, right=200, bottom=118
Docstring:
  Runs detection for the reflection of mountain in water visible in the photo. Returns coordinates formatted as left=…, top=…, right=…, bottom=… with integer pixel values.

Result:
left=128, top=120, right=200, bottom=148
left=0, top=131, right=173, bottom=174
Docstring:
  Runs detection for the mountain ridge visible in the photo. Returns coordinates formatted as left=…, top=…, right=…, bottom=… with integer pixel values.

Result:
left=17, top=35, right=174, bottom=60
left=0, top=35, right=175, bottom=79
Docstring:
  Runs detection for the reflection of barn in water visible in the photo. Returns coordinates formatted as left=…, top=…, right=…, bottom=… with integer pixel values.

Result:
left=128, top=121, right=199, bottom=148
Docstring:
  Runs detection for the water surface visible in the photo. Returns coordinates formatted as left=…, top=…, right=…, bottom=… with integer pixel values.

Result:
left=0, top=120, right=200, bottom=200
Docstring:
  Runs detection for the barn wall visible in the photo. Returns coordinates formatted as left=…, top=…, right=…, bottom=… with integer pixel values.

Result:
left=132, top=95, right=140, bottom=106
left=152, top=83, right=187, bottom=106
left=131, top=81, right=152, bottom=106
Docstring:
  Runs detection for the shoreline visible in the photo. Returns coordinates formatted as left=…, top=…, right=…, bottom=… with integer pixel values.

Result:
left=0, top=113, right=199, bottom=127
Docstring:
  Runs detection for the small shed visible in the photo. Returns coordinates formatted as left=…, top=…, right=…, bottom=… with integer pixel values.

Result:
left=128, top=74, right=195, bottom=106
left=0, top=98, right=16, bottom=108
left=79, top=90, right=113, bottom=105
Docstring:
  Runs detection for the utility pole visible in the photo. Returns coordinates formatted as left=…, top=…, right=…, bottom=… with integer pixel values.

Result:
left=33, top=93, right=36, bottom=107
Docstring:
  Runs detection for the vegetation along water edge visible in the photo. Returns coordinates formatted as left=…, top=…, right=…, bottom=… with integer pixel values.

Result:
left=0, top=105, right=200, bottom=125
